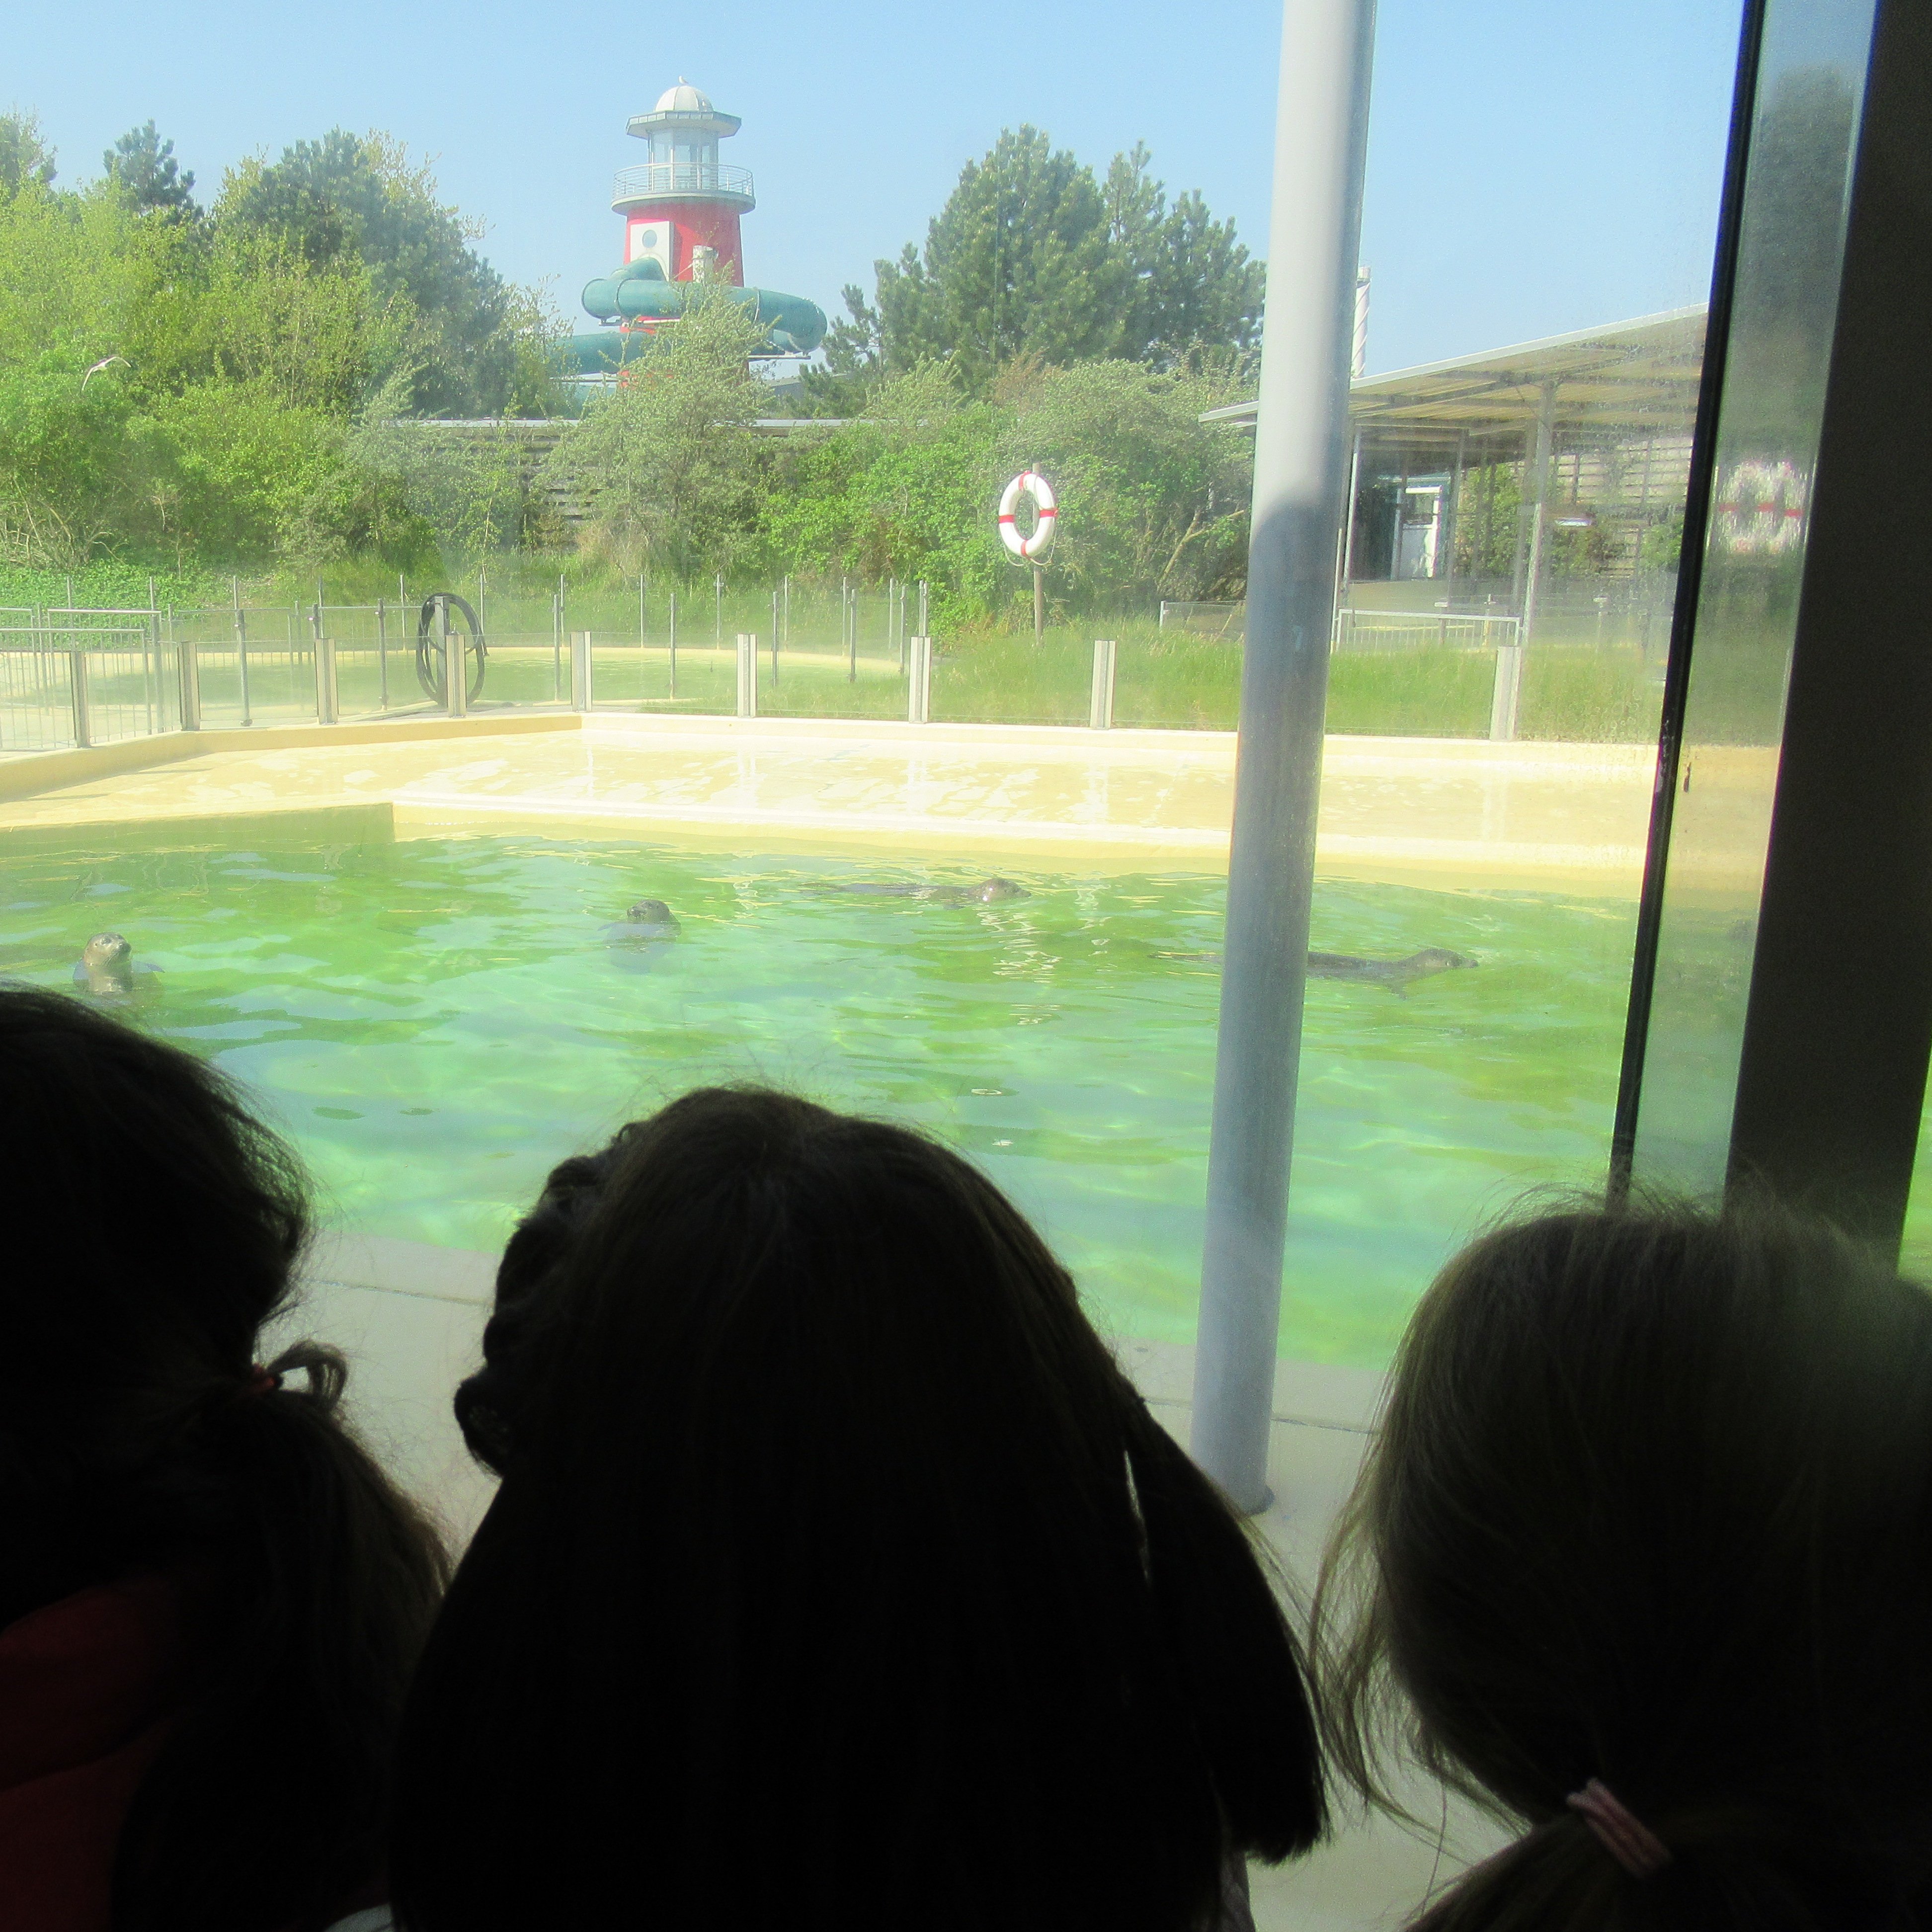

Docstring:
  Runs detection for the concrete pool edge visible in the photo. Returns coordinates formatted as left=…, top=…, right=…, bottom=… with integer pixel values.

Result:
left=305, top=1230, right=1388, bottom=1434
left=0, top=707, right=1666, bottom=892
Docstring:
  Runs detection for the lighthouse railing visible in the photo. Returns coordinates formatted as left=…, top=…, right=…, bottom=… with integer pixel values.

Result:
left=611, top=162, right=754, bottom=202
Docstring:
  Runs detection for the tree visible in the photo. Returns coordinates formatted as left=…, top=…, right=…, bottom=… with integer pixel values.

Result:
left=842, top=129, right=1264, bottom=396
left=873, top=128, right=1126, bottom=390
left=0, top=112, right=57, bottom=195
left=1104, top=145, right=1264, bottom=368
left=762, top=357, right=1254, bottom=621
left=351, top=372, right=537, bottom=562
left=540, top=291, right=771, bottom=579
left=995, top=359, right=1253, bottom=605
left=103, top=120, right=199, bottom=220
left=221, top=131, right=536, bottom=416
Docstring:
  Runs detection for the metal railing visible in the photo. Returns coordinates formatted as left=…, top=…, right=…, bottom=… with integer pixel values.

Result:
left=0, top=577, right=1644, bottom=754
left=1331, top=608, right=1523, bottom=652
left=611, top=161, right=754, bottom=202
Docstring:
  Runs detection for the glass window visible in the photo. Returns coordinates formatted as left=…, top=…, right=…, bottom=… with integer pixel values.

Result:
left=1623, top=0, right=1877, bottom=1196
left=0, top=2, right=1750, bottom=1383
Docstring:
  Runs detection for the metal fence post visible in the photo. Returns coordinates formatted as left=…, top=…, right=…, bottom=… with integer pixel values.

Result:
left=736, top=633, right=758, bottom=718
left=442, top=598, right=468, bottom=719
left=570, top=631, right=592, bottom=711
left=1089, top=638, right=1118, bottom=729
left=377, top=597, right=391, bottom=710
left=668, top=591, right=678, bottom=700
left=232, top=599, right=251, bottom=726
left=68, top=645, right=91, bottom=748
left=908, top=636, right=933, bottom=724
left=177, top=634, right=202, bottom=731
left=1489, top=640, right=1524, bottom=740
left=315, top=637, right=339, bottom=724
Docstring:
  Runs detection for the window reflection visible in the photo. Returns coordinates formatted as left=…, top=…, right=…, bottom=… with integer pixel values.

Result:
left=1626, top=1, right=1875, bottom=1196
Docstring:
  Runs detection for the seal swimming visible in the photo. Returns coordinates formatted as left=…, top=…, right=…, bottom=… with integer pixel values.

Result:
left=605, top=898, right=682, bottom=941
left=840, top=878, right=1031, bottom=905
left=1308, top=947, right=1475, bottom=988
left=601, top=899, right=681, bottom=971
left=1159, top=945, right=1476, bottom=990
left=72, top=932, right=159, bottom=999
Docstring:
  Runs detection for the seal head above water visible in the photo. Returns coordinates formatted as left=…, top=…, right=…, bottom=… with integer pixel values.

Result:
left=615, top=898, right=681, bottom=938
left=602, top=899, right=682, bottom=967
left=73, top=931, right=156, bottom=999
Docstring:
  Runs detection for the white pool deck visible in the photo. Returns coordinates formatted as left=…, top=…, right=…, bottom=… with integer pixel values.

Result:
left=6, top=707, right=1574, bottom=1921
left=0, top=707, right=1665, bottom=892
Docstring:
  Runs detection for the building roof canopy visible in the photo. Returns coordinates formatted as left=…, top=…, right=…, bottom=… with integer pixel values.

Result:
left=1201, top=305, right=1706, bottom=456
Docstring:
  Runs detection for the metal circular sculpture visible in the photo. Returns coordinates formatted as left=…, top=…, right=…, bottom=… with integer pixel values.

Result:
left=997, top=471, right=1058, bottom=562
left=415, top=593, right=488, bottom=704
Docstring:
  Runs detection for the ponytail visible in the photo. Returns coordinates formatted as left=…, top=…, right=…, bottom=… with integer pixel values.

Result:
left=1120, top=1404, right=1325, bottom=1861
left=111, top=1342, right=451, bottom=1932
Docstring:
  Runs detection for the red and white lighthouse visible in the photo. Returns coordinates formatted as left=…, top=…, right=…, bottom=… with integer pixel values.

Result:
left=612, top=80, right=755, bottom=285
left=569, top=80, right=824, bottom=373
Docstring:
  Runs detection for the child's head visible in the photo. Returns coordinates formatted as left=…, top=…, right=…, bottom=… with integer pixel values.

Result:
left=1319, top=1199, right=1932, bottom=1931
left=0, top=985, right=448, bottom=1926
left=395, top=1086, right=1325, bottom=1932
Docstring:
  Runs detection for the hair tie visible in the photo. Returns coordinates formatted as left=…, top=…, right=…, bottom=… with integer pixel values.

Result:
left=243, top=1365, right=283, bottom=1397
left=1566, top=1780, right=1671, bottom=1878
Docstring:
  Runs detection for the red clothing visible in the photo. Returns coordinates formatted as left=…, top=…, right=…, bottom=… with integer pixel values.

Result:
left=0, top=1576, right=388, bottom=1932
left=0, top=1575, right=185, bottom=1932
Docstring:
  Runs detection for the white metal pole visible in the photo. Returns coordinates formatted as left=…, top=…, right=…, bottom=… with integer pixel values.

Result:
left=1191, top=0, right=1378, bottom=1512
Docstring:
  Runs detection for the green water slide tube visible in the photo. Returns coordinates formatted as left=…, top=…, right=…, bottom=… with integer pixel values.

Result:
left=570, top=261, right=827, bottom=365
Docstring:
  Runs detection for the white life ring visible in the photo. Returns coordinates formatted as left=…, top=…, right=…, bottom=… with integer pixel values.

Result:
left=998, top=471, right=1058, bottom=561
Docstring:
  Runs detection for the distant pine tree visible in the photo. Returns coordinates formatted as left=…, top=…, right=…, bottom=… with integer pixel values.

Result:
left=841, top=128, right=1263, bottom=400
left=103, top=121, right=200, bottom=220
left=0, top=110, right=58, bottom=194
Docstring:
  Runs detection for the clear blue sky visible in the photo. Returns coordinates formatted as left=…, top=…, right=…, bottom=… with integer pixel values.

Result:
left=8, top=0, right=1743, bottom=375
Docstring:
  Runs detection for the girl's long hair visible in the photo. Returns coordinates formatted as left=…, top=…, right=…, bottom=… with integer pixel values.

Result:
left=1314, top=1198, right=1932, bottom=1932
left=393, top=1086, right=1325, bottom=1932
left=0, top=987, right=450, bottom=1931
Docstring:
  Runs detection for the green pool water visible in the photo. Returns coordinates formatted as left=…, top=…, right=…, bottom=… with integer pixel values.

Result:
left=0, top=829, right=1642, bottom=1368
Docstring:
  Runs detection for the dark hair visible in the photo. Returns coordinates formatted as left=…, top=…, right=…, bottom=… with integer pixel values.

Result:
left=1315, top=1199, right=1932, bottom=1932
left=393, top=1086, right=1324, bottom=1932
left=0, top=986, right=451, bottom=1932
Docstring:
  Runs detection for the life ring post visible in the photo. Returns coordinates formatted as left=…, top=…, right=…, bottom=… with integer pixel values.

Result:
left=997, top=466, right=1057, bottom=646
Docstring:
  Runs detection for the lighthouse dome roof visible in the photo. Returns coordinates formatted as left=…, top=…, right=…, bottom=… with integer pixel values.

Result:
left=654, top=80, right=713, bottom=114
left=626, top=79, right=740, bottom=141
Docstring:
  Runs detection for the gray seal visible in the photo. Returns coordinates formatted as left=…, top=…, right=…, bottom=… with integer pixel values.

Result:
left=842, top=877, right=1031, bottom=905
left=73, top=931, right=159, bottom=999
left=1158, top=945, right=1476, bottom=991
left=601, top=899, right=681, bottom=971
left=1307, top=947, right=1476, bottom=988
left=605, top=897, right=681, bottom=941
